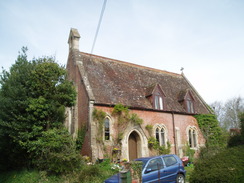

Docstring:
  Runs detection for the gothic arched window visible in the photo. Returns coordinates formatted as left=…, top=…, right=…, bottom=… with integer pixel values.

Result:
left=104, top=118, right=110, bottom=140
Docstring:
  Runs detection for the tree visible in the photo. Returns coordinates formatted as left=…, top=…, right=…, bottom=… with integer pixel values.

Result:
left=211, top=97, right=244, bottom=130
left=0, top=47, right=77, bottom=171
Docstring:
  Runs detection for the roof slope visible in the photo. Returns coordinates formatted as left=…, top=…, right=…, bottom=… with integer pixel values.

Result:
left=77, top=52, right=210, bottom=114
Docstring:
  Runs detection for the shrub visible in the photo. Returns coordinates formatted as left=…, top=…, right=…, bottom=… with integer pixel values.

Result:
left=28, top=127, right=82, bottom=174
left=190, top=145, right=244, bottom=183
left=183, top=144, right=195, bottom=163
left=78, top=160, right=118, bottom=183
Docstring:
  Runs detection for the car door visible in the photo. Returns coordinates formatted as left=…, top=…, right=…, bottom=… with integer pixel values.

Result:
left=142, top=157, right=164, bottom=183
left=161, top=155, right=180, bottom=182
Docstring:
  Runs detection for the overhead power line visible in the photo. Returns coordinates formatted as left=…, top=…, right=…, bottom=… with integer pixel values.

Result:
left=91, top=0, right=107, bottom=54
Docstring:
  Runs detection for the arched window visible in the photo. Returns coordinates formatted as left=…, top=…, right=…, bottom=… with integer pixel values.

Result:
left=156, top=128, right=160, bottom=143
left=189, top=130, right=192, bottom=147
left=104, top=118, right=110, bottom=140
left=193, top=130, right=196, bottom=147
left=155, top=126, right=166, bottom=146
left=160, top=128, right=165, bottom=146
left=188, top=128, right=197, bottom=148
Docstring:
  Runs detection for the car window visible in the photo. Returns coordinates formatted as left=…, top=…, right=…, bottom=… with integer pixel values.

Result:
left=163, top=156, right=177, bottom=167
left=145, top=158, right=164, bottom=172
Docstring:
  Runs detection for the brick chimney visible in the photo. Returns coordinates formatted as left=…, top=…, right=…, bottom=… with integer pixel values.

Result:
left=68, top=28, right=80, bottom=50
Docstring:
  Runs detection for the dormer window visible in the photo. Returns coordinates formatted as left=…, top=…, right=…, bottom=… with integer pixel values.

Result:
left=146, top=83, right=166, bottom=111
left=178, top=90, right=195, bottom=113
left=154, top=92, right=164, bottom=110
left=186, top=99, right=194, bottom=113
left=185, top=92, right=195, bottom=113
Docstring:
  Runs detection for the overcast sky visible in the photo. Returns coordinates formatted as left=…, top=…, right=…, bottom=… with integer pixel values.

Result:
left=0, top=0, right=243, bottom=104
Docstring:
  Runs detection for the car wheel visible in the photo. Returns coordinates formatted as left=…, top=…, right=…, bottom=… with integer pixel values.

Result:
left=176, top=174, right=185, bottom=183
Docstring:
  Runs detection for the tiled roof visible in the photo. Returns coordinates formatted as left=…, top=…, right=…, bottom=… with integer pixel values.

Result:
left=76, top=51, right=210, bottom=114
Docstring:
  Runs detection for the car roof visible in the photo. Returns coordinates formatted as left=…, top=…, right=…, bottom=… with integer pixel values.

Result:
left=135, top=154, right=176, bottom=161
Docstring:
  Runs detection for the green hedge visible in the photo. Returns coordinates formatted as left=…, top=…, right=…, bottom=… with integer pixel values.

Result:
left=190, top=145, right=244, bottom=183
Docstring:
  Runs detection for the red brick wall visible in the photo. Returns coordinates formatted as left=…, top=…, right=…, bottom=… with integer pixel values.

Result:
left=66, top=51, right=91, bottom=157
left=92, top=106, right=205, bottom=157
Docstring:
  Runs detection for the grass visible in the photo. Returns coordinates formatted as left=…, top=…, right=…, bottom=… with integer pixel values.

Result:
left=0, top=169, right=64, bottom=183
left=0, top=160, right=119, bottom=183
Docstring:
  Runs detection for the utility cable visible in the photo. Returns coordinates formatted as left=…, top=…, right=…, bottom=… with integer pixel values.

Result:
left=91, top=0, right=107, bottom=54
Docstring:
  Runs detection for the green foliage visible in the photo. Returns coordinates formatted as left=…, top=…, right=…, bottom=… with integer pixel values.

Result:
left=112, top=104, right=143, bottom=126
left=112, top=103, right=129, bottom=115
left=183, top=144, right=195, bottom=163
left=0, top=47, right=77, bottom=171
left=130, top=161, right=143, bottom=182
left=117, top=132, right=124, bottom=143
left=28, top=128, right=82, bottom=174
left=129, top=113, right=143, bottom=125
left=92, top=108, right=106, bottom=123
left=148, top=137, right=171, bottom=155
left=228, top=112, right=244, bottom=147
left=92, top=108, right=106, bottom=143
left=184, top=164, right=194, bottom=183
left=190, top=145, right=244, bottom=183
left=158, top=141, right=171, bottom=155
left=195, top=114, right=227, bottom=148
left=0, top=169, right=63, bottom=183
left=145, top=124, right=153, bottom=135
left=76, top=126, right=86, bottom=151
left=78, top=160, right=119, bottom=183
left=148, top=137, right=158, bottom=149
left=0, top=160, right=119, bottom=183
left=112, top=104, right=130, bottom=124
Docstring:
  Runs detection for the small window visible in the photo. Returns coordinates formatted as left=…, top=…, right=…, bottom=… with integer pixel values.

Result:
left=186, top=100, right=194, bottom=113
left=184, top=91, right=195, bottom=113
left=154, top=92, right=164, bottom=110
left=188, top=128, right=197, bottom=148
left=160, top=128, right=165, bottom=146
left=104, top=118, right=110, bottom=140
left=156, top=128, right=160, bottom=143
left=163, top=156, right=177, bottom=167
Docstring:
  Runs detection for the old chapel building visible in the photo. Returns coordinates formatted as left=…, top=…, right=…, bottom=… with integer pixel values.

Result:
left=65, top=28, right=212, bottom=162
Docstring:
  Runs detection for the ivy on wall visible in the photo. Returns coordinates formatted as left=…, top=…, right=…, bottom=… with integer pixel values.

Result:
left=195, top=114, right=227, bottom=148
left=92, top=108, right=106, bottom=143
left=148, top=137, right=171, bottom=155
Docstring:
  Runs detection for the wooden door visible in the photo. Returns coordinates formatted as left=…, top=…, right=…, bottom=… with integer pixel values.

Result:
left=129, top=132, right=138, bottom=161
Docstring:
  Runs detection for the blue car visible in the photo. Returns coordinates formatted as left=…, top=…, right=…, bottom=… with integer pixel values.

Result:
left=104, top=154, right=186, bottom=183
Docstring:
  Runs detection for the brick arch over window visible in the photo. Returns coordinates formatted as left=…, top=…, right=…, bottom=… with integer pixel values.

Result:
left=186, top=126, right=198, bottom=148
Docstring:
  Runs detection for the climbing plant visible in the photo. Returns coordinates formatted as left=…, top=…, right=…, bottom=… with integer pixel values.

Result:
left=76, top=125, right=86, bottom=151
left=195, top=114, right=227, bottom=148
left=92, top=108, right=106, bottom=143
left=145, top=124, right=153, bottom=136
left=130, top=113, right=143, bottom=125
left=112, top=103, right=144, bottom=126
left=148, top=137, right=171, bottom=155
